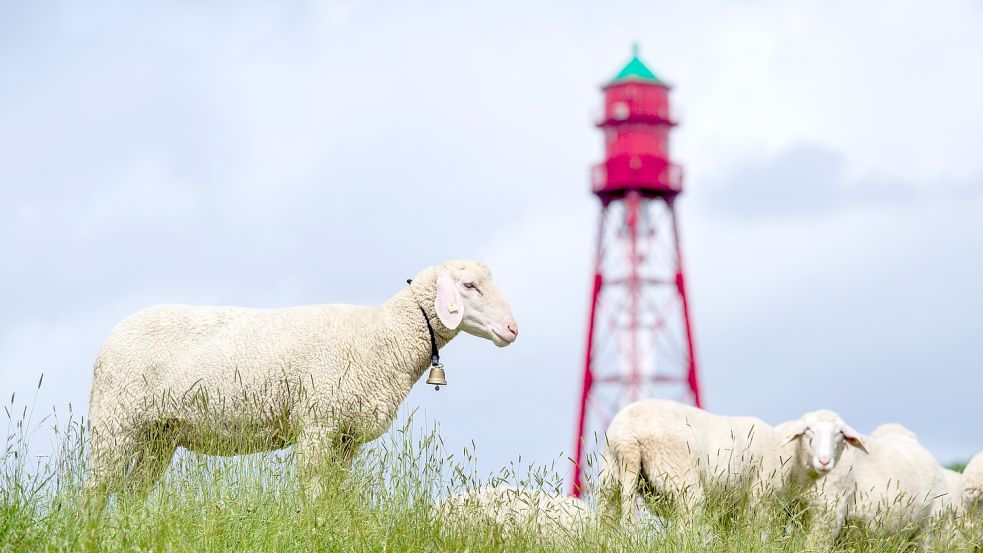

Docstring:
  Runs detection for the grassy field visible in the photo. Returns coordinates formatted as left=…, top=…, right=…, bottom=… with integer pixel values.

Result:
left=2, top=390, right=980, bottom=552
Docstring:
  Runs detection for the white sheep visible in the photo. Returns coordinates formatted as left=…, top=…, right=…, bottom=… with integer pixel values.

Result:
left=939, top=469, right=964, bottom=518
left=811, top=422, right=946, bottom=543
left=870, top=423, right=962, bottom=520
left=436, top=486, right=593, bottom=544
left=84, top=260, right=518, bottom=497
left=963, top=450, right=983, bottom=517
left=870, top=422, right=917, bottom=440
left=598, top=399, right=867, bottom=525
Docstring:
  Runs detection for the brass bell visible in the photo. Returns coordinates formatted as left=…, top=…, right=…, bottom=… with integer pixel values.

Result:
left=426, top=364, right=447, bottom=390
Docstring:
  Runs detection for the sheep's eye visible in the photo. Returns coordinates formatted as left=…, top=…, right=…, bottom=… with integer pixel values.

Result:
left=463, top=282, right=476, bottom=289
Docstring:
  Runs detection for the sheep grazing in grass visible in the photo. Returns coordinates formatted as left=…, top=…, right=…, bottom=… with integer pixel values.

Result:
left=810, top=422, right=946, bottom=543
left=437, top=486, right=593, bottom=544
left=963, top=451, right=983, bottom=517
left=84, top=260, right=518, bottom=499
left=598, top=399, right=867, bottom=526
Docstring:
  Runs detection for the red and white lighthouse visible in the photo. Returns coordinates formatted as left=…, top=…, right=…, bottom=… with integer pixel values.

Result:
left=571, top=47, right=702, bottom=496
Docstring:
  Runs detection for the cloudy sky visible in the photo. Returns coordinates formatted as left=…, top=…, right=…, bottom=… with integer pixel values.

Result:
left=2, top=1, right=982, bottom=480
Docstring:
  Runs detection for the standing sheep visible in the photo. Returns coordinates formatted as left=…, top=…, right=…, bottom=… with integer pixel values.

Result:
left=811, top=422, right=946, bottom=543
left=870, top=423, right=961, bottom=520
left=598, top=399, right=867, bottom=525
left=963, top=450, right=983, bottom=517
left=436, top=486, right=593, bottom=544
left=85, top=260, right=518, bottom=498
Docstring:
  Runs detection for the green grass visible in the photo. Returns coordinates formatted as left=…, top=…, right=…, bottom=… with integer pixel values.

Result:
left=2, top=388, right=981, bottom=552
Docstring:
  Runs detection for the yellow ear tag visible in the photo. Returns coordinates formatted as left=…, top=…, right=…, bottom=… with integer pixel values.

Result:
left=448, top=303, right=458, bottom=313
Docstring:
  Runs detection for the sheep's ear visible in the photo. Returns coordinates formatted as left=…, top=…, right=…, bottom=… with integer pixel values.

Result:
left=782, top=421, right=808, bottom=446
left=434, top=275, right=463, bottom=330
left=842, top=425, right=869, bottom=453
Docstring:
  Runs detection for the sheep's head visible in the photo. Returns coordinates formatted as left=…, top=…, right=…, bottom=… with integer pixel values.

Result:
left=433, top=260, right=518, bottom=347
left=782, top=409, right=868, bottom=477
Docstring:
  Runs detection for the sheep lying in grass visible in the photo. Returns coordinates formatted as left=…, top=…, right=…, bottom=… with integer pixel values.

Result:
left=437, top=486, right=592, bottom=544
left=598, top=399, right=867, bottom=526
left=84, top=260, right=518, bottom=499
left=963, top=451, right=983, bottom=517
left=810, top=422, right=946, bottom=543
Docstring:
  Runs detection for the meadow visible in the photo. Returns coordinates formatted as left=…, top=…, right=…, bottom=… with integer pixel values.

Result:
left=2, top=383, right=980, bottom=552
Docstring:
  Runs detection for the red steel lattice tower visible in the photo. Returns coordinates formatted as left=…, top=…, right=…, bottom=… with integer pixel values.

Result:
left=571, top=47, right=702, bottom=496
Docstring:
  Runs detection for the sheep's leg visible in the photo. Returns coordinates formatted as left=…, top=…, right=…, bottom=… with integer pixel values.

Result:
left=677, top=480, right=705, bottom=527
left=83, top=422, right=142, bottom=509
left=295, top=423, right=351, bottom=502
left=600, top=442, right=645, bottom=526
left=806, top=514, right=841, bottom=550
left=639, top=452, right=702, bottom=529
left=804, top=498, right=844, bottom=550
left=616, top=466, right=642, bottom=525
left=596, top=461, right=629, bottom=526
left=125, top=424, right=178, bottom=498
left=82, top=454, right=118, bottom=512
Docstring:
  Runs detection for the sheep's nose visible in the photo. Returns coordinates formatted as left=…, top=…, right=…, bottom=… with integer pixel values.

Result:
left=818, top=456, right=831, bottom=467
left=507, top=323, right=518, bottom=338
